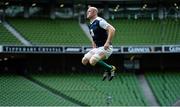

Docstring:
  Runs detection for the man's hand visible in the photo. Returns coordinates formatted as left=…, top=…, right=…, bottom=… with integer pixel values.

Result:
left=104, top=42, right=110, bottom=50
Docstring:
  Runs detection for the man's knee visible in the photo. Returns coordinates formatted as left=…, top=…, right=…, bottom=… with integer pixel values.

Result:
left=89, top=56, right=99, bottom=66
left=82, top=52, right=94, bottom=65
left=82, top=57, right=89, bottom=65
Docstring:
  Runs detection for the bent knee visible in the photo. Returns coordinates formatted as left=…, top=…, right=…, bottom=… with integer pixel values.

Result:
left=82, top=57, right=89, bottom=65
left=89, top=56, right=99, bottom=66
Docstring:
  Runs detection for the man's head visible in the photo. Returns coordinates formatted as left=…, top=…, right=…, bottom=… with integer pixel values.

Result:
left=87, top=6, right=98, bottom=20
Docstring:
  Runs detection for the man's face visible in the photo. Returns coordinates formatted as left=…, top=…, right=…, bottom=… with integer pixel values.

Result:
left=87, top=8, right=94, bottom=19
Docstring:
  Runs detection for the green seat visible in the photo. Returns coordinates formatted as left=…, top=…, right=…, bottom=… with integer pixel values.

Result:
left=8, top=18, right=91, bottom=46
left=109, top=19, right=180, bottom=45
left=0, top=23, right=21, bottom=45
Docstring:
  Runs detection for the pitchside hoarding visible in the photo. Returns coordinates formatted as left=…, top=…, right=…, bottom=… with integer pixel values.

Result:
left=0, top=45, right=180, bottom=54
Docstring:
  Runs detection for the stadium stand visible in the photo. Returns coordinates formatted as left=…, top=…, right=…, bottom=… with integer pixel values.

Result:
left=31, top=72, right=147, bottom=106
left=0, top=75, right=78, bottom=106
left=110, top=19, right=180, bottom=45
left=1, top=0, right=180, bottom=106
left=4, top=18, right=180, bottom=46
left=8, top=18, right=91, bottom=46
left=145, top=71, right=180, bottom=106
left=0, top=23, right=21, bottom=45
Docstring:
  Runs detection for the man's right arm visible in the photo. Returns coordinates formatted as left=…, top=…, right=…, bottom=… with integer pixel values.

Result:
left=91, top=38, right=96, bottom=48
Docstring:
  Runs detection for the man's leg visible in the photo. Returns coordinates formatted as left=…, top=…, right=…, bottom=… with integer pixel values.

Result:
left=89, top=53, right=116, bottom=81
left=97, top=60, right=112, bottom=71
left=97, top=60, right=112, bottom=81
left=82, top=49, right=96, bottom=65
left=97, top=60, right=116, bottom=81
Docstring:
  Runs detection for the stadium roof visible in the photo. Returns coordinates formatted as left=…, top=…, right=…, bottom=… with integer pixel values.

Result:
left=0, top=0, right=179, bottom=3
left=0, top=0, right=179, bottom=8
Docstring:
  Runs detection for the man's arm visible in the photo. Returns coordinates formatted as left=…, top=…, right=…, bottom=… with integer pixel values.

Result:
left=104, top=24, right=115, bottom=50
left=90, top=37, right=96, bottom=48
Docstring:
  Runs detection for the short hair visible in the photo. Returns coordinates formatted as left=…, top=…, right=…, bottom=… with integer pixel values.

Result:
left=88, top=6, right=98, bottom=14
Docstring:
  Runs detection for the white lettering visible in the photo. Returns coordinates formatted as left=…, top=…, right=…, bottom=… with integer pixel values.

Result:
left=169, top=46, right=180, bottom=52
left=128, top=47, right=151, bottom=53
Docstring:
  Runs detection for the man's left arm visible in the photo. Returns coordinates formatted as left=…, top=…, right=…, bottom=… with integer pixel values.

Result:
left=104, top=24, right=115, bottom=50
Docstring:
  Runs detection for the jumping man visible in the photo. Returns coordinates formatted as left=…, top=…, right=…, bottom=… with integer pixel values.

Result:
left=82, top=6, right=116, bottom=81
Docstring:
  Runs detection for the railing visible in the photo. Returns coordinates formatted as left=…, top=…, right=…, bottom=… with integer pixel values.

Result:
left=1, top=45, right=180, bottom=54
